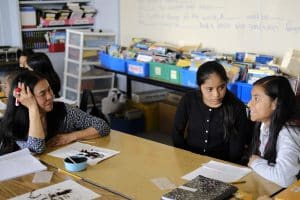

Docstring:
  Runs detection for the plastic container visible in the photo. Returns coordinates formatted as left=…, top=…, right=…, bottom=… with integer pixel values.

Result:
left=110, top=114, right=144, bottom=134
left=64, top=156, right=87, bottom=172
left=180, top=68, right=197, bottom=88
left=149, top=62, right=169, bottom=81
left=20, top=7, right=37, bottom=28
left=236, top=82, right=253, bottom=103
left=127, top=60, right=149, bottom=77
left=48, top=43, right=65, bottom=52
left=227, top=83, right=238, bottom=97
left=99, top=52, right=126, bottom=72
left=167, top=64, right=181, bottom=84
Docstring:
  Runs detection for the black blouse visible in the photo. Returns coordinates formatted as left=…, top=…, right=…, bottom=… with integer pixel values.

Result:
left=172, top=89, right=252, bottom=163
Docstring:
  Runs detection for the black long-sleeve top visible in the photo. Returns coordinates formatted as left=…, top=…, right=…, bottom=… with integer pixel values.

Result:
left=172, top=90, right=252, bottom=163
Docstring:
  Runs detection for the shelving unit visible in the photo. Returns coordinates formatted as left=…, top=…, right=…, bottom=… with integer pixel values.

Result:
left=18, top=0, right=95, bottom=49
left=63, top=29, right=116, bottom=106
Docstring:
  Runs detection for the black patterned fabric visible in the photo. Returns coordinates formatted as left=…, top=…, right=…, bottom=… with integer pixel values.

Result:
left=162, top=175, right=238, bottom=200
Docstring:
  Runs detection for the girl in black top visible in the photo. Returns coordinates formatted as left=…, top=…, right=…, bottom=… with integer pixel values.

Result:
left=172, top=61, right=252, bottom=163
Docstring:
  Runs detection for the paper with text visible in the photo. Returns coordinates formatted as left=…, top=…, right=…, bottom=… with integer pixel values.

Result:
left=48, top=142, right=119, bottom=165
left=182, top=160, right=251, bottom=182
left=0, top=148, right=47, bottom=182
left=9, top=179, right=100, bottom=200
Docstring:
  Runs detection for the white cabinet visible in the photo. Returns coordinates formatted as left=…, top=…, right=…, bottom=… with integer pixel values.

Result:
left=63, top=29, right=116, bottom=106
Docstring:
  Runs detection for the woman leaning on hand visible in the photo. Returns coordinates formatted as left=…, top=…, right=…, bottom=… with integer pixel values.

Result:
left=0, top=70, right=110, bottom=155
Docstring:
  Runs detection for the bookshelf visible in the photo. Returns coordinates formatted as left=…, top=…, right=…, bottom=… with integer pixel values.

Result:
left=18, top=0, right=95, bottom=50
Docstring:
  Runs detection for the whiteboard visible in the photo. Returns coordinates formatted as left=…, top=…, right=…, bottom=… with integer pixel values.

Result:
left=120, top=0, right=300, bottom=58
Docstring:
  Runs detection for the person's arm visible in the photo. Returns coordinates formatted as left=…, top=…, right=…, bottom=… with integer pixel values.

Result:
left=14, top=83, right=46, bottom=153
left=46, top=127, right=99, bottom=147
left=47, top=105, right=110, bottom=147
left=172, top=94, right=189, bottom=149
left=248, top=128, right=300, bottom=187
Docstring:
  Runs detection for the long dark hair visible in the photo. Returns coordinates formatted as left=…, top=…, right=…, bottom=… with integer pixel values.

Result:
left=0, top=71, right=66, bottom=143
left=26, top=53, right=61, bottom=98
left=196, top=61, right=243, bottom=140
left=250, top=75, right=297, bottom=164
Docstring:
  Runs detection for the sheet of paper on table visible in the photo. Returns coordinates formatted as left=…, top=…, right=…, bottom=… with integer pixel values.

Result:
left=48, top=142, right=120, bottom=165
left=182, top=160, right=252, bottom=182
left=9, top=179, right=100, bottom=200
left=0, top=148, right=47, bottom=182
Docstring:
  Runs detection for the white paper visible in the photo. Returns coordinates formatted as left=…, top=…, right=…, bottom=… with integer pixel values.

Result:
left=32, top=171, right=53, bottom=183
left=0, top=149, right=47, bottom=182
left=182, top=160, right=251, bottom=183
left=9, top=179, right=100, bottom=200
left=48, top=142, right=119, bottom=165
left=151, top=177, right=177, bottom=190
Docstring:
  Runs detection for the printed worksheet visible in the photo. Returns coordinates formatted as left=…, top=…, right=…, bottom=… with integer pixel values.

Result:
left=0, top=148, right=47, bottom=182
left=182, top=160, right=252, bottom=183
left=9, top=180, right=100, bottom=200
left=48, top=142, right=119, bottom=165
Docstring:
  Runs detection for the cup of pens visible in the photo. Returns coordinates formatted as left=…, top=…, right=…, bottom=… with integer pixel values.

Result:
left=64, top=156, right=88, bottom=172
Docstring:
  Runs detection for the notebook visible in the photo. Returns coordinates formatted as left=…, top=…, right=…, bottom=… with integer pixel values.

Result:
left=161, top=175, right=238, bottom=200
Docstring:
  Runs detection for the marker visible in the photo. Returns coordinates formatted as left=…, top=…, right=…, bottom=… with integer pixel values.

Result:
left=58, top=168, right=82, bottom=180
left=15, top=87, right=21, bottom=106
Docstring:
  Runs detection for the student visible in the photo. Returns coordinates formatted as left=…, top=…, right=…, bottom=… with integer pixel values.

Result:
left=172, top=61, right=252, bottom=163
left=26, top=52, right=61, bottom=98
left=17, top=48, right=34, bottom=68
left=247, top=75, right=300, bottom=187
left=0, top=71, right=110, bottom=155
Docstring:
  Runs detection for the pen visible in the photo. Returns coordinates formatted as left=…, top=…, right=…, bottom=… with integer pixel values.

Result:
left=230, top=180, right=246, bottom=184
left=58, top=168, right=82, bottom=180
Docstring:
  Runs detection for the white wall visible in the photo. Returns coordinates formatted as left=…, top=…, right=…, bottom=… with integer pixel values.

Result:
left=94, top=0, right=120, bottom=43
left=0, top=0, right=22, bottom=46
left=120, top=0, right=300, bottom=58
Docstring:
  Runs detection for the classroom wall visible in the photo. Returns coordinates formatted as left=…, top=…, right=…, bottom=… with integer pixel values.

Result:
left=120, top=0, right=300, bottom=58
left=94, top=0, right=120, bottom=43
left=0, top=0, right=22, bottom=46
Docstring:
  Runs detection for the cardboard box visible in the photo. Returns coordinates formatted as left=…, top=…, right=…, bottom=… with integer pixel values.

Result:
left=158, top=101, right=177, bottom=134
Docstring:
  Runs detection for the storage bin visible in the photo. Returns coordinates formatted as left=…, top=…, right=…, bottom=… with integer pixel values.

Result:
left=149, top=62, right=168, bottom=81
left=127, top=60, right=149, bottom=77
left=236, top=82, right=253, bottom=103
left=227, top=83, right=238, bottom=97
left=180, top=68, right=197, bottom=88
left=150, top=62, right=181, bottom=84
left=99, top=52, right=126, bottom=72
left=20, top=7, right=37, bottom=28
left=48, top=43, right=65, bottom=52
left=110, top=114, right=144, bottom=134
left=167, top=64, right=181, bottom=84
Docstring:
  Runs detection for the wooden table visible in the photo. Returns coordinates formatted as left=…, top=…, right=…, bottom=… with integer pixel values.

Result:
left=274, top=180, right=300, bottom=200
left=0, top=165, right=127, bottom=200
left=39, top=130, right=282, bottom=200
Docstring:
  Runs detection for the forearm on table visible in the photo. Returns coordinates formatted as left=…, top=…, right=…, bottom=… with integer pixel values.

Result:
left=70, top=127, right=100, bottom=141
